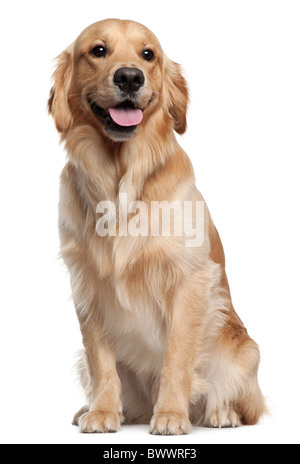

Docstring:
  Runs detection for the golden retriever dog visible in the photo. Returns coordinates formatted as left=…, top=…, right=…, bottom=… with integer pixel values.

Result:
left=49, top=19, right=266, bottom=434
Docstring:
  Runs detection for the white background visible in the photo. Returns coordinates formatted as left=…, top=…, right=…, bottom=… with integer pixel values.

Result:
left=0, top=0, right=299, bottom=445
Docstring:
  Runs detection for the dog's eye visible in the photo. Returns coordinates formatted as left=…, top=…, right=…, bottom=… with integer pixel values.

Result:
left=90, top=46, right=107, bottom=58
left=142, top=50, right=154, bottom=61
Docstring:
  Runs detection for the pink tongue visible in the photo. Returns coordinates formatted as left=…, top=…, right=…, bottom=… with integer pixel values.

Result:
left=109, top=107, right=143, bottom=127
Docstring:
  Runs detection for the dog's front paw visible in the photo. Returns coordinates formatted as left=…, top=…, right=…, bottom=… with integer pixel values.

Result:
left=150, top=412, right=191, bottom=435
left=79, top=410, right=121, bottom=433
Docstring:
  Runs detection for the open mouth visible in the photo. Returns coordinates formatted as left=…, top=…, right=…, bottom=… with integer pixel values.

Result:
left=88, top=99, right=144, bottom=138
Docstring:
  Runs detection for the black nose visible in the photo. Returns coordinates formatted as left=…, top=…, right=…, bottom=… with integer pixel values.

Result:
left=113, top=67, right=145, bottom=93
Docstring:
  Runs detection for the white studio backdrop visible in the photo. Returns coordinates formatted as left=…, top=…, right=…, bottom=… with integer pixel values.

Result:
left=0, top=0, right=299, bottom=444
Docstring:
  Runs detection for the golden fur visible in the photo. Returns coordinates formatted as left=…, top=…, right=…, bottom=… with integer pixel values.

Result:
left=49, top=19, right=266, bottom=434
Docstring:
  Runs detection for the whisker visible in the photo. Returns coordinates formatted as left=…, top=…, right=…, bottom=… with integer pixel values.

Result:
left=67, top=92, right=83, bottom=97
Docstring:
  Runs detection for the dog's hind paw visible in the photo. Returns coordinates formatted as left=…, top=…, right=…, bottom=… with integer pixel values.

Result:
left=205, top=407, right=242, bottom=428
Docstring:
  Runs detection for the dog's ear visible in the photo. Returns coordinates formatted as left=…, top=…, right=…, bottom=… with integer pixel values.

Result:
left=162, top=55, right=189, bottom=134
left=48, top=45, right=74, bottom=133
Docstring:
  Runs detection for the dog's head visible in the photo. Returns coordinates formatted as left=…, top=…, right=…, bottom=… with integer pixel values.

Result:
left=48, top=19, right=189, bottom=142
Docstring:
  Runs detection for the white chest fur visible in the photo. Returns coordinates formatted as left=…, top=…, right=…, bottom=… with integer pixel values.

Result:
left=101, top=278, right=167, bottom=376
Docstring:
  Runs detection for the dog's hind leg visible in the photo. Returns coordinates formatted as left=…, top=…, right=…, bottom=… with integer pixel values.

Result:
left=117, top=363, right=154, bottom=425
left=202, top=326, right=266, bottom=428
left=72, top=405, right=89, bottom=426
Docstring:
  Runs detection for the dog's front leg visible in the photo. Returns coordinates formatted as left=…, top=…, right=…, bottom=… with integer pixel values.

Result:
left=150, top=274, right=208, bottom=435
left=78, top=320, right=123, bottom=433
